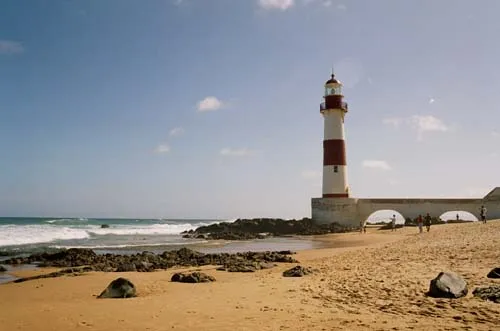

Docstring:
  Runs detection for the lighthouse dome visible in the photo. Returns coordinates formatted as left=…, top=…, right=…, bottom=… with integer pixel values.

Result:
left=325, top=74, right=341, bottom=85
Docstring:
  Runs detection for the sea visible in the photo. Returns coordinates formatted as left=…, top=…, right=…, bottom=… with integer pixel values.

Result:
left=0, top=217, right=321, bottom=259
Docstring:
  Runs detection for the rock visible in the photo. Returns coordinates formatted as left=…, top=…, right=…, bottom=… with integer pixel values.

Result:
left=428, top=272, right=468, bottom=298
left=225, top=263, right=257, bottom=273
left=98, top=278, right=136, bottom=298
left=135, top=261, right=154, bottom=272
left=283, top=265, right=313, bottom=277
left=487, top=268, right=500, bottom=279
left=116, top=263, right=137, bottom=272
left=171, top=272, right=215, bottom=283
left=472, top=286, right=500, bottom=303
left=101, top=224, right=110, bottom=228
left=0, top=265, right=7, bottom=272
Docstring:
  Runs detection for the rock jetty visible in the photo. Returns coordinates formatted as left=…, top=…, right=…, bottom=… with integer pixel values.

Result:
left=182, top=217, right=355, bottom=240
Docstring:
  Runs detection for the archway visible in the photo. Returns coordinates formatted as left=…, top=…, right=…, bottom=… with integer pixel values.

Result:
left=365, top=210, right=406, bottom=229
left=439, top=211, right=478, bottom=223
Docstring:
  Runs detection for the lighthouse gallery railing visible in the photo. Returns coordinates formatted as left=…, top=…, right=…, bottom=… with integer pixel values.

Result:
left=320, top=102, right=348, bottom=111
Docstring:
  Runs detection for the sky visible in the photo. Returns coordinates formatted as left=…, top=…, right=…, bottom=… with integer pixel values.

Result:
left=1, top=0, right=500, bottom=219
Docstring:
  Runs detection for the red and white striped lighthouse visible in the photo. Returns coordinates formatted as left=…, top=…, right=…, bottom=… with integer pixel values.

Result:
left=320, top=73, right=349, bottom=198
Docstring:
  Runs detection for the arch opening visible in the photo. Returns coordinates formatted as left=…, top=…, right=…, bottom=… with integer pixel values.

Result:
left=365, top=210, right=405, bottom=229
left=439, top=211, right=479, bottom=223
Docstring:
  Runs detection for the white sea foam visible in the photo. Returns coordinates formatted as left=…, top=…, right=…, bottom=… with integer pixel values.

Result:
left=0, top=225, right=90, bottom=246
left=86, top=223, right=207, bottom=236
left=0, top=221, right=216, bottom=247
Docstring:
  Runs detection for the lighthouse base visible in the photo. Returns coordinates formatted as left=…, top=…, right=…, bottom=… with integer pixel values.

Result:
left=311, top=187, right=500, bottom=227
left=311, top=197, right=359, bottom=226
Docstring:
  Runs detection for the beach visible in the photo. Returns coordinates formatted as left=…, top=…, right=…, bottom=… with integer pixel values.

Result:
left=1, top=221, right=499, bottom=331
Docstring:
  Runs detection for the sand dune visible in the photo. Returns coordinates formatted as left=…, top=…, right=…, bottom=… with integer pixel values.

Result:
left=1, top=222, right=499, bottom=331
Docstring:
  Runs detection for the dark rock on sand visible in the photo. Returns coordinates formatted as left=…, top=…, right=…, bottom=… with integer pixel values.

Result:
left=13, top=266, right=93, bottom=283
left=282, top=265, right=313, bottom=277
left=472, top=285, right=500, bottom=303
left=171, top=272, right=215, bottom=283
left=98, top=277, right=136, bottom=299
left=217, top=261, right=278, bottom=273
left=0, top=265, right=7, bottom=272
left=487, top=267, right=500, bottom=279
left=428, top=272, right=468, bottom=298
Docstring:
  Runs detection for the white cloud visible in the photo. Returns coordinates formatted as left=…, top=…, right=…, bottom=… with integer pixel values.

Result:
left=197, top=96, right=224, bottom=112
left=411, top=115, right=448, bottom=140
left=169, top=127, right=184, bottom=137
left=301, top=170, right=321, bottom=179
left=382, top=117, right=403, bottom=128
left=155, top=144, right=170, bottom=153
left=384, top=114, right=450, bottom=141
left=259, top=0, right=294, bottom=10
left=220, top=148, right=255, bottom=156
left=336, top=3, right=346, bottom=9
left=0, top=40, right=24, bottom=54
left=362, top=160, right=392, bottom=171
left=491, top=131, right=499, bottom=138
left=429, top=98, right=435, bottom=104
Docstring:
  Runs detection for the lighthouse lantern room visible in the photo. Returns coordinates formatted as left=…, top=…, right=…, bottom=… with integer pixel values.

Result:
left=320, top=73, right=349, bottom=198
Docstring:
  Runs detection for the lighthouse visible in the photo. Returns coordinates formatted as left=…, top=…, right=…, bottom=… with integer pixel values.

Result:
left=320, top=73, right=349, bottom=198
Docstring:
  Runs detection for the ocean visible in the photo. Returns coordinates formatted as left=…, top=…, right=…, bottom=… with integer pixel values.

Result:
left=0, top=217, right=320, bottom=258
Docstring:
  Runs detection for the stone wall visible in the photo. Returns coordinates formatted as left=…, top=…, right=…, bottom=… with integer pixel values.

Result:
left=311, top=187, right=500, bottom=227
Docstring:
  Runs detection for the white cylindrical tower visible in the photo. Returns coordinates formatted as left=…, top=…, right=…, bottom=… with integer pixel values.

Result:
left=320, top=73, right=349, bottom=198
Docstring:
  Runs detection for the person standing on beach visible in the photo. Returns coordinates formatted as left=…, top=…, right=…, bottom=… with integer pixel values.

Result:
left=390, top=214, right=396, bottom=231
left=417, top=215, right=424, bottom=234
left=424, top=213, right=432, bottom=232
left=480, top=205, right=487, bottom=224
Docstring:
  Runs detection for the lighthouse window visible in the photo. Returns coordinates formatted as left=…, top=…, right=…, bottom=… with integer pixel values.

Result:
left=333, top=166, right=338, bottom=173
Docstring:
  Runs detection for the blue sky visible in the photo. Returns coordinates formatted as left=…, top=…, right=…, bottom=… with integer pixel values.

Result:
left=1, top=0, right=499, bottom=219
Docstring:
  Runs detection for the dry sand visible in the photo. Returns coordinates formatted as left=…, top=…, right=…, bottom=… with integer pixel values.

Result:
left=1, top=221, right=499, bottom=331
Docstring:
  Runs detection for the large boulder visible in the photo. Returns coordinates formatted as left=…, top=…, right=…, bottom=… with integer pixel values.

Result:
left=171, top=272, right=215, bottom=283
left=98, top=278, right=136, bottom=299
left=487, top=268, right=500, bottom=279
left=282, top=265, right=313, bottom=277
left=428, top=272, right=468, bottom=298
left=473, top=286, right=500, bottom=303
left=0, top=265, right=7, bottom=272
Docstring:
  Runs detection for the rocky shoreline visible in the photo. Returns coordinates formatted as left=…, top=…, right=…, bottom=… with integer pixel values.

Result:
left=1, top=247, right=299, bottom=282
left=181, top=217, right=356, bottom=240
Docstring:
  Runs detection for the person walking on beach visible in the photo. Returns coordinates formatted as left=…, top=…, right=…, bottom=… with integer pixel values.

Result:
left=424, top=213, right=432, bottom=232
left=417, top=215, right=424, bottom=234
left=480, top=205, right=487, bottom=224
left=390, top=214, right=396, bottom=232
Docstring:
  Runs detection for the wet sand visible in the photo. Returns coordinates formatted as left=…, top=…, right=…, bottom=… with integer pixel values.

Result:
left=1, top=221, right=499, bottom=331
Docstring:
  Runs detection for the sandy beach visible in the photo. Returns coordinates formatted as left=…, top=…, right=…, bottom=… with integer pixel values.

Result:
left=1, top=221, right=499, bottom=331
